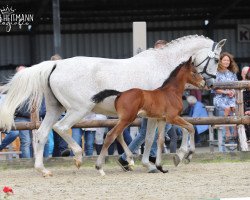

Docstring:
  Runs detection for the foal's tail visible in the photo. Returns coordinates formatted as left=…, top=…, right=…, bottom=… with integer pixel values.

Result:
left=92, top=89, right=121, bottom=103
left=0, top=61, right=56, bottom=132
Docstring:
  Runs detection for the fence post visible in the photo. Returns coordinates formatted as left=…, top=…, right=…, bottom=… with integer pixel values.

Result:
left=236, top=89, right=248, bottom=151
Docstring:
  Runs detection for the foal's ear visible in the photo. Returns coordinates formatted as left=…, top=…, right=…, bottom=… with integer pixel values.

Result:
left=187, top=56, right=192, bottom=65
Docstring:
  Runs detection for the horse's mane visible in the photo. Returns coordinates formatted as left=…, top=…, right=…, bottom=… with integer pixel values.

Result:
left=135, top=35, right=212, bottom=58
left=158, top=61, right=188, bottom=88
left=162, top=35, right=212, bottom=49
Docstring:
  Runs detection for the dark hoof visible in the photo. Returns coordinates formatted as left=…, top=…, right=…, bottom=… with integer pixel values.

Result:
left=148, top=168, right=160, bottom=173
left=173, top=154, right=181, bottom=167
left=95, top=165, right=101, bottom=170
left=156, top=165, right=168, bottom=173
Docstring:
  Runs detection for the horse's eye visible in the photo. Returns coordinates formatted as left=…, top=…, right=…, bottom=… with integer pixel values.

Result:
left=214, top=58, right=219, bottom=63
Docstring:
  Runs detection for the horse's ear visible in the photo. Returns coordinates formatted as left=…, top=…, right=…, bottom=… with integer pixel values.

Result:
left=216, top=39, right=227, bottom=49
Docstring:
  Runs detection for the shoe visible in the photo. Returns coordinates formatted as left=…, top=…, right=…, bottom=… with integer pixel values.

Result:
left=117, top=157, right=132, bottom=172
left=149, top=156, right=156, bottom=164
left=61, top=148, right=71, bottom=157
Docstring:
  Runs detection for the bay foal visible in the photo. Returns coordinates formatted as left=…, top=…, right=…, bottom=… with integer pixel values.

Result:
left=92, top=57, right=205, bottom=175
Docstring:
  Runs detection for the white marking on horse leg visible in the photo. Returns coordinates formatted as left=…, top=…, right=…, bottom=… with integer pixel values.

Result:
left=99, top=169, right=106, bottom=176
left=173, top=128, right=190, bottom=167
left=141, top=119, right=158, bottom=172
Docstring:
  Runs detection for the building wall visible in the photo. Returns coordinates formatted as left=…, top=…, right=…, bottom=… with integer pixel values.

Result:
left=0, top=18, right=249, bottom=82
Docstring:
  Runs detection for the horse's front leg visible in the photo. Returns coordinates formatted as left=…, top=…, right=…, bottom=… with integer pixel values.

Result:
left=141, top=118, right=158, bottom=173
left=155, top=120, right=168, bottom=173
left=171, top=116, right=195, bottom=166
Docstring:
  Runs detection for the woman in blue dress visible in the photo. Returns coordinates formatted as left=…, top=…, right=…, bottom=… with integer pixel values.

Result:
left=213, top=52, right=239, bottom=143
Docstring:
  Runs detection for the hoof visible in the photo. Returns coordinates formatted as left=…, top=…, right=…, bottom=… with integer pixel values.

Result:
left=148, top=168, right=160, bottom=173
left=173, top=154, right=181, bottom=167
left=74, top=158, right=82, bottom=169
left=42, top=170, right=53, bottom=177
left=156, top=165, right=168, bottom=173
left=99, top=169, right=106, bottom=176
left=128, top=159, right=135, bottom=167
left=183, top=158, right=190, bottom=164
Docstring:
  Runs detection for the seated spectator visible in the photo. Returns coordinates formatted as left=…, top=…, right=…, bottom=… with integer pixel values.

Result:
left=186, top=95, right=209, bottom=146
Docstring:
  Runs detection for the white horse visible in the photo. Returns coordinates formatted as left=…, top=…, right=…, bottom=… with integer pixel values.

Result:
left=0, top=35, right=226, bottom=176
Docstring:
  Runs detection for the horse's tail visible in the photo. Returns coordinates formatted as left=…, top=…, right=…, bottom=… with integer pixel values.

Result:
left=91, top=89, right=121, bottom=103
left=0, top=61, right=56, bottom=132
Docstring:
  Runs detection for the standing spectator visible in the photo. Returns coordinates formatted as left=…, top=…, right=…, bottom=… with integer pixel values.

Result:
left=71, top=113, right=98, bottom=156
left=49, top=54, right=69, bottom=157
left=186, top=95, right=209, bottom=146
left=94, top=114, right=108, bottom=155
left=0, top=66, right=33, bottom=158
left=213, top=52, right=239, bottom=145
left=241, top=66, right=250, bottom=142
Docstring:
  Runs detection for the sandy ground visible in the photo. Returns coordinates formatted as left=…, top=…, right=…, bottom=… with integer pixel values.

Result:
left=0, top=161, right=250, bottom=200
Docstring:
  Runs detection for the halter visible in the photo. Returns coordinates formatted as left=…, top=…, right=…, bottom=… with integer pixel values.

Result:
left=195, top=42, right=218, bottom=80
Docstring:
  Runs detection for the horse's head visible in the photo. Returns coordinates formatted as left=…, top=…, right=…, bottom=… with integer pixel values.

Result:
left=185, top=57, right=206, bottom=89
left=192, top=39, right=227, bottom=88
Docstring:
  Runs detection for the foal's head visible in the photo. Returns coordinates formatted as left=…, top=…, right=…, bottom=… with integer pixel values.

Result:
left=185, top=57, right=206, bottom=89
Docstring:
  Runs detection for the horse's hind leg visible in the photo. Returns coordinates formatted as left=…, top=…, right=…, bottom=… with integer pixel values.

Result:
left=141, top=118, right=158, bottom=173
left=53, top=110, right=88, bottom=169
left=34, top=106, right=64, bottom=177
left=96, top=120, right=130, bottom=176
left=34, top=93, right=65, bottom=177
left=155, top=120, right=168, bottom=173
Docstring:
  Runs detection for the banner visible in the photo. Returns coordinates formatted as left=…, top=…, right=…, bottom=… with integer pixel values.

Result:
left=238, top=24, right=250, bottom=42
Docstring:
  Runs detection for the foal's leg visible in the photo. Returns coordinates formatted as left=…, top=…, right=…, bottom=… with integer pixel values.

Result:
left=96, top=120, right=131, bottom=176
left=171, top=116, right=195, bottom=166
left=116, top=134, right=134, bottom=167
left=155, top=120, right=168, bottom=173
left=141, top=118, right=158, bottom=173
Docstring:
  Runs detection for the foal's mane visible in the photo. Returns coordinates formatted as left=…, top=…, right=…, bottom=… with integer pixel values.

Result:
left=159, top=61, right=190, bottom=88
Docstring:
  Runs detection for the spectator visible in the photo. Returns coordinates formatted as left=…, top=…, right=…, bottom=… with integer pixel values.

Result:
left=48, top=54, right=69, bottom=157
left=186, top=95, right=209, bottom=146
left=105, top=116, right=132, bottom=155
left=241, top=66, right=250, bottom=142
left=94, top=114, right=108, bottom=155
left=213, top=52, right=239, bottom=146
left=71, top=113, right=99, bottom=156
left=154, top=40, right=167, bottom=49
left=164, top=124, right=179, bottom=153
left=0, top=66, right=32, bottom=158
